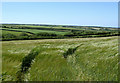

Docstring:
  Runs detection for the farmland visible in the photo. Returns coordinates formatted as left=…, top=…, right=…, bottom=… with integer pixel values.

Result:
left=1, top=1, right=119, bottom=82
left=1, top=24, right=119, bottom=81
left=0, top=24, right=118, bottom=41
left=2, top=36, right=118, bottom=81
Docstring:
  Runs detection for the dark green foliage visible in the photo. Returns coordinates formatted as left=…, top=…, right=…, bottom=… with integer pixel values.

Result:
left=2, top=26, right=7, bottom=28
left=64, top=30, right=118, bottom=38
left=16, top=47, right=45, bottom=81
left=1, top=72, right=7, bottom=81
left=21, top=47, right=40, bottom=73
left=63, top=45, right=80, bottom=58
left=2, top=33, right=17, bottom=40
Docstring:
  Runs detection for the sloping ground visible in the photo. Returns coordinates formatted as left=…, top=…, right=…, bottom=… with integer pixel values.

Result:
left=2, top=36, right=118, bottom=81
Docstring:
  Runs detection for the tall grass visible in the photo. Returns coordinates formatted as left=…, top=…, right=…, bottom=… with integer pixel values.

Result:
left=16, top=46, right=45, bottom=81
left=2, top=36, right=118, bottom=81
left=2, top=41, right=36, bottom=81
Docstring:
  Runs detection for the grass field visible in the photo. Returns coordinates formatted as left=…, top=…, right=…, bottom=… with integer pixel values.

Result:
left=1, top=30, right=24, bottom=36
left=2, top=25, right=83, bottom=30
left=1, top=28, right=69, bottom=35
left=1, top=24, right=118, bottom=41
left=2, top=36, right=118, bottom=81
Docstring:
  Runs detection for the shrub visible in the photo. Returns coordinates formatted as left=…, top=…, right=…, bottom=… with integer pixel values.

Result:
left=2, top=33, right=17, bottom=39
left=21, top=47, right=41, bottom=73
left=63, top=46, right=80, bottom=58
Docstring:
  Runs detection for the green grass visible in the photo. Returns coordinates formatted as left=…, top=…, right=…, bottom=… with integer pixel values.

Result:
left=2, top=41, right=36, bottom=81
left=52, top=26, right=80, bottom=30
left=2, top=36, right=118, bottom=81
left=0, top=41, right=2, bottom=82
left=2, top=25, right=81, bottom=30
left=2, top=28, right=69, bottom=35
left=3, top=24, right=117, bottom=31
left=1, top=30, right=24, bottom=36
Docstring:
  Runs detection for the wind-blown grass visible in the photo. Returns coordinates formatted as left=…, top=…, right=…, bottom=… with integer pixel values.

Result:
left=2, top=36, right=118, bottom=81
left=16, top=46, right=45, bottom=81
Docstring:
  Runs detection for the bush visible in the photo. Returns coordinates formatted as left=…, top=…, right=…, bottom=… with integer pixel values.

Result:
left=2, top=33, right=17, bottom=39
left=21, top=47, right=41, bottom=73
left=63, top=46, right=80, bottom=58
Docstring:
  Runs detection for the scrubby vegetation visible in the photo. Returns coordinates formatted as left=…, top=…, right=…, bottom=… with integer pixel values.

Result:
left=63, top=45, right=81, bottom=58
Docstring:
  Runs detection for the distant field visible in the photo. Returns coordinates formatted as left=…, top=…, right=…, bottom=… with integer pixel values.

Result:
left=1, top=24, right=119, bottom=41
left=2, top=28, right=69, bottom=35
left=2, top=24, right=117, bottom=31
left=21, top=25, right=80, bottom=30
left=2, top=25, right=82, bottom=30
left=1, top=30, right=23, bottom=36
left=2, top=36, right=118, bottom=81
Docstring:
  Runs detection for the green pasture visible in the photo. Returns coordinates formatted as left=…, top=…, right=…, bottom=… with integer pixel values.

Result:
left=1, top=28, right=69, bottom=35
left=3, top=24, right=81, bottom=30
left=1, top=30, right=24, bottom=36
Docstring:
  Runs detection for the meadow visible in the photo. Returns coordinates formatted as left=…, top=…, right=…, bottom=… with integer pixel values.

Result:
left=2, top=36, right=118, bottom=81
left=1, top=28, right=69, bottom=35
left=1, top=24, right=118, bottom=41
